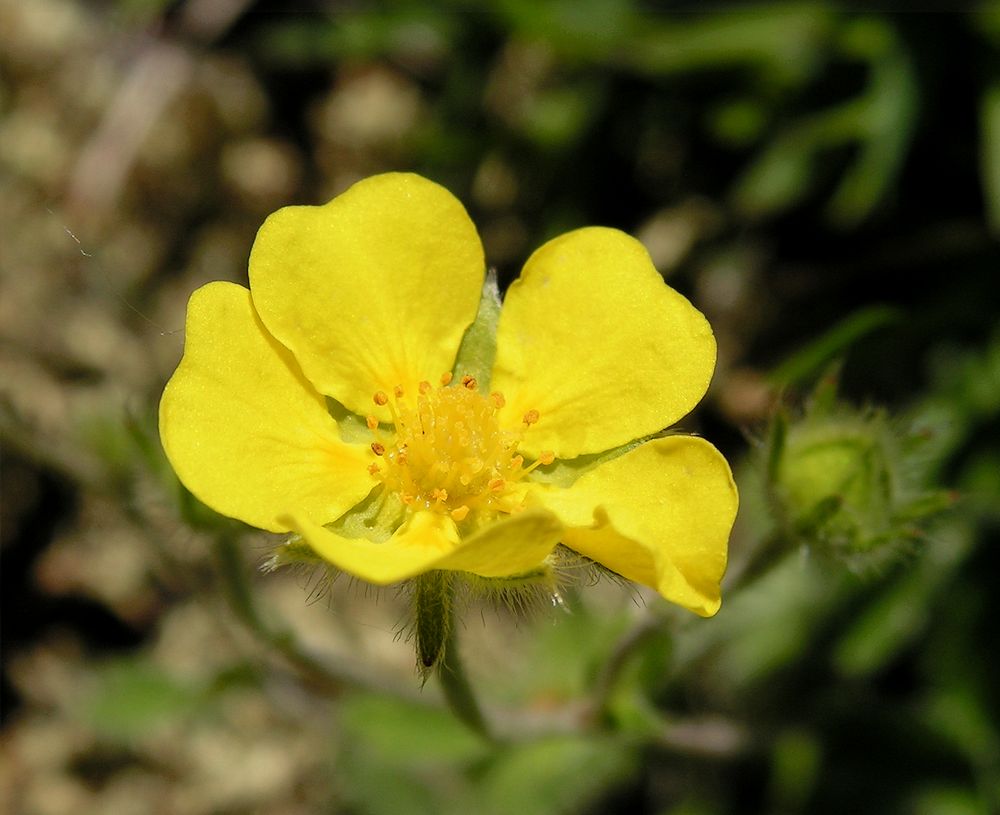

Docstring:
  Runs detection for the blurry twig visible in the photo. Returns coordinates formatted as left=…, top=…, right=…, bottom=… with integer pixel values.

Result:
left=652, top=716, right=751, bottom=759
left=588, top=611, right=664, bottom=722
left=65, top=0, right=251, bottom=221
left=211, top=534, right=429, bottom=705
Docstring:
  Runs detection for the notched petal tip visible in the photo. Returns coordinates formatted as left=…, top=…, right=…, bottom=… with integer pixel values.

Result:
left=492, top=226, right=718, bottom=458
left=248, top=173, right=486, bottom=419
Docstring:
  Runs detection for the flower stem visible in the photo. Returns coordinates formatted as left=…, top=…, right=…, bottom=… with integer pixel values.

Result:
left=411, top=570, right=494, bottom=739
left=438, top=608, right=495, bottom=742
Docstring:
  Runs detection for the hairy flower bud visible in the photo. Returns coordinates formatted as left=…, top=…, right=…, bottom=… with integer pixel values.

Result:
left=766, top=375, right=952, bottom=570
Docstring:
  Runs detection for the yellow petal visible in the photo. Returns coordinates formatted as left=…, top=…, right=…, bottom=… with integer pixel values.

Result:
left=285, top=508, right=563, bottom=584
left=436, top=510, right=563, bottom=576
left=532, top=436, right=738, bottom=615
left=248, top=173, right=485, bottom=419
left=159, top=282, right=374, bottom=533
left=491, top=227, right=716, bottom=458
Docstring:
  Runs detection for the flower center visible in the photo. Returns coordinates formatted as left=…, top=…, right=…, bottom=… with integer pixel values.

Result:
left=366, top=373, right=553, bottom=522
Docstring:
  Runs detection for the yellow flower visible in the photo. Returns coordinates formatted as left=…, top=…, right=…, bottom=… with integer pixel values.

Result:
left=159, top=173, right=738, bottom=617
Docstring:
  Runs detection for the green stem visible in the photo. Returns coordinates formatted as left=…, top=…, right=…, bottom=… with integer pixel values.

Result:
left=412, top=571, right=494, bottom=740
left=438, top=610, right=495, bottom=742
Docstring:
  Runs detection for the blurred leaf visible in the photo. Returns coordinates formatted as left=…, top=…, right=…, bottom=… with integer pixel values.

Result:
left=625, top=4, right=833, bottom=84
left=506, top=598, right=632, bottom=700
left=768, top=729, right=822, bottom=812
left=826, top=20, right=919, bottom=227
left=769, top=305, right=900, bottom=387
left=495, top=0, right=637, bottom=59
left=477, top=735, right=637, bottom=815
left=338, top=754, right=444, bottom=815
left=733, top=17, right=917, bottom=225
left=74, top=657, right=207, bottom=742
left=980, top=83, right=1000, bottom=234
left=708, top=97, right=770, bottom=146
left=519, top=82, right=605, bottom=148
left=908, top=786, right=990, bottom=815
left=923, top=688, right=1000, bottom=800
left=256, top=10, right=454, bottom=65
left=339, top=693, right=488, bottom=765
left=833, top=521, right=971, bottom=677
left=672, top=553, right=836, bottom=691
left=731, top=138, right=815, bottom=215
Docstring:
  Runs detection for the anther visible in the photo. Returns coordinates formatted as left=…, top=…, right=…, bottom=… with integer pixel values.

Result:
left=450, top=505, right=470, bottom=521
left=490, top=392, right=506, bottom=408
left=461, top=375, right=477, bottom=390
left=430, top=488, right=448, bottom=503
left=373, top=391, right=388, bottom=406
left=440, top=371, right=453, bottom=385
left=367, top=463, right=381, bottom=476
left=371, top=442, right=385, bottom=456
left=523, top=409, right=540, bottom=426
left=393, top=385, right=404, bottom=398
left=488, top=478, right=505, bottom=492
left=521, top=450, right=555, bottom=476
left=419, top=381, right=432, bottom=394
left=366, top=415, right=379, bottom=431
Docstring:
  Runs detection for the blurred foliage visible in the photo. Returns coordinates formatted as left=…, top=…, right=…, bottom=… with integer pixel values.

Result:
left=2, top=1, right=1000, bottom=814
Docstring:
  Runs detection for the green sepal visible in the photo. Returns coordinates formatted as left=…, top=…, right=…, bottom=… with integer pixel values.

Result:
left=452, top=269, right=501, bottom=390
left=325, top=396, right=374, bottom=443
left=529, top=436, right=647, bottom=489
left=462, top=564, right=561, bottom=615
left=326, top=486, right=404, bottom=543
left=262, top=533, right=324, bottom=571
left=413, top=570, right=454, bottom=676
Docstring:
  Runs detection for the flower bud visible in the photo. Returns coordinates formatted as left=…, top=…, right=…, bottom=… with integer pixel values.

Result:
left=765, top=376, right=952, bottom=570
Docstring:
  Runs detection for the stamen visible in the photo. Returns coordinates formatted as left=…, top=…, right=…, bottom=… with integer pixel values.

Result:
left=521, top=450, right=555, bottom=476
left=365, top=378, right=547, bottom=522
